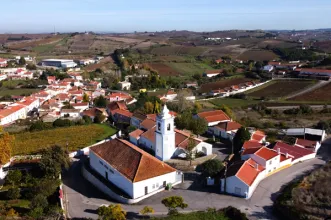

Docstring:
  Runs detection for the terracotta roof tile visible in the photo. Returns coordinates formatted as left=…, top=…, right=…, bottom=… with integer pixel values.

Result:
left=236, top=159, right=264, bottom=186
left=254, top=147, right=278, bottom=161
left=140, top=118, right=156, bottom=130
left=216, top=121, right=241, bottom=131
left=197, top=110, right=230, bottom=123
left=140, top=127, right=156, bottom=143
left=251, top=130, right=266, bottom=142
left=241, top=147, right=261, bottom=156
left=273, top=141, right=314, bottom=160
left=129, top=129, right=144, bottom=139
left=295, top=138, right=317, bottom=149
left=90, top=139, right=176, bottom=183
left=242, top=140, right=263, bottom=149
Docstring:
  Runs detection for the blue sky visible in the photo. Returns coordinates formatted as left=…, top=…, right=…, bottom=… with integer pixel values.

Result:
left=1, top=0, right=331, bottom=33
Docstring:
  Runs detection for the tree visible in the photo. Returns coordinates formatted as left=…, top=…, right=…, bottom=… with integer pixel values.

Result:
left=5, top=170, right=22, bottom=186
left=94, top=112, right=106, bottom=124
left=186, top=136, right=196, bottom=165
left=6, top=208, right=18, bottom=217
left=83, top=115, right=93, bottom=124
left=144, top=102, right=154, bottom=114
left=176, top=90, right=192, bottom=113
left=200, top=159, right=223, bottom=177
left=26, top=63, right=37, bottom=70
left=220, top=105, right=235, bottom=120
left=29, top=120, right=51, bottom=131
left=83, top=93, right=90, bottom=103
left=97, top=204, right=126, bottom=220
left=140, top=206, right=154, bottom=215
left=194, top=102, right=202, bottom=112
left=18, top=57, right=26, bottom=66
left=232, top=127, right=251, bottom=154
left=191, top=118, right=208, bottom=136
left=94, top=95, right=108, bottom=108
left=39, top=145, right=70, bottom=178
left=30, top=194, right=48, bottom=210
left=0, top=126, right=14, bottom=165
left=161, top=196, right=188, bottom=215
left=6, top=188, right=21, bottom=200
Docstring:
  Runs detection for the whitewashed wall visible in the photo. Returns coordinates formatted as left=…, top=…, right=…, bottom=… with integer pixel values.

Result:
left=220, top=176, right=249, bottom=198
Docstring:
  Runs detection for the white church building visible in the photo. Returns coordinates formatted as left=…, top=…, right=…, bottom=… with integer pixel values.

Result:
left=129, top=105, right=213, bottom=161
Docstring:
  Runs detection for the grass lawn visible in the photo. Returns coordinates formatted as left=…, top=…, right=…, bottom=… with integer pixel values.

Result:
left=209, top=98, right=260, bottom=108
left=0, top=88, right=41, bottom=97
left=0, top=199, right=31, bottom=209
left=12, top=124, right=117, bottom=155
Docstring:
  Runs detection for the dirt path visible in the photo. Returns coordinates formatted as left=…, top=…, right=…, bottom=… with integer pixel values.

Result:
left=285, top=80, right=331, bottom=100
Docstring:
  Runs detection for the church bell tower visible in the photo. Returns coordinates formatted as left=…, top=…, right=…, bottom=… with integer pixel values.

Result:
left=155, top=105, right=176, bottom=161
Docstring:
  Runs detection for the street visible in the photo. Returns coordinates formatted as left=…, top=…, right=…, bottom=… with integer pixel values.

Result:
left=62, top=156, right=325, bottom=219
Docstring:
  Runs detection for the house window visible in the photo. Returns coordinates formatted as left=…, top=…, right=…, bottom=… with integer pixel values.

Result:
left=156, top=183, right=159, bottom=188
left=158, top=123, right=161, bottom=131
left=109, top=169, right=114, bottom=174
left=167, top=123, right=171, bottom=131
left=268, top=170, right=271, bottom=173
left=152, top=184, right=155, bottom=189
left=99, top=161, right=103, bottom=165
left=269, top=161, right=272, bottom=165
left=104, top=165, right=108, bottom=170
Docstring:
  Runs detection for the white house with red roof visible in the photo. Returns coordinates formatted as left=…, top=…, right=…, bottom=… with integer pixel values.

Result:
left=17, top=97, right=40, bottom=113
left=108, top=92, right=132, bottom=102
left=210, top=121, right=242, bottom=139
left=0, top=73, right=8, bottom=81
left=0, top=105, right=27, bottom=125
left=71, top=102, right=89, bottom=112
left=157, top=90, right=178, bottom=102
left=195, top=110, right=231, bottom=127
left=0, top=58, right=7, bottom=68
left=88, top=138, right=182, bottom=200
left=250, top=130, right=267, bottom=143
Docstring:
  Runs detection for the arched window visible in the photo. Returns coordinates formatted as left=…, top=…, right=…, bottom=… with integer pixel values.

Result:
left=158, top=123, right=161, bottom=131
left=167, top=123, right=171, bottom=131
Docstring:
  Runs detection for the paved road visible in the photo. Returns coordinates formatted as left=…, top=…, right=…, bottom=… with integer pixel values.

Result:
left=266, top=105, right=331, bottom=110
left=62, top=157, right=325, bottom=219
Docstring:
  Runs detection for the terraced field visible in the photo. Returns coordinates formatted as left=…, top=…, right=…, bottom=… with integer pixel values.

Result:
left=238, top=50, right=278, bottom=61
left=247, top=80, right=315, bottom=99
left=289, top=82, right=331, bottom=102
left=199, top=77, right=253, bottom=93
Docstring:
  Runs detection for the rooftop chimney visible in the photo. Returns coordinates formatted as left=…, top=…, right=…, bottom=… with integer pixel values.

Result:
left=255, top=163, right=259, bottom=170
left=277, top=148, right=280, bottom=154
left=286, top=152, right=289, bottom=158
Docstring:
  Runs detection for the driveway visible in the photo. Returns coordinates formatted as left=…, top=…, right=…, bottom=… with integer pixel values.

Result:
left=62, top=156, right=325, bottom=219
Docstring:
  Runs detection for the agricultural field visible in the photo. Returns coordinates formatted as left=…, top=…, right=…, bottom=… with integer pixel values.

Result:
left=0, top=88, right=41, bottom=97
left=166, top=62, right=214, bottom=76
left=150, top=45, right=208, bottom=56
left=199, top=77, right=253, bottom=93
left=237, top=49, right=278, bottom=61
left=289, top=82, right=331, bottom=103
left=246, top=80, right=316, bottom=99
left=5, top=35, right=64, bottom=50
left=12, top=124, right=117, bottom=155
left=314, top=40, right=331, bottom=53
left=146, top=63, right=180, bottom=76
left=208, top=98, right=260, bottom=108
left=257, top=40, right=300, bottom=49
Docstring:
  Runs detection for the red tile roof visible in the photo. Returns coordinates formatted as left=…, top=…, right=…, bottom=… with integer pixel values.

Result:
left=129, top=129, right=144, bottom=139
left=295, top=138, right=318, bottom=149
left=254, top=147, right=278, bottom=161
left=0, top=105, right=26, bottom=117
left=113, top=109, right=133, bottom=118
left=197, top=110, right=230, bottom=123
left=299, top=68, right=331, bottom=74
left=140, top=127, right=156, bottom=143
left=140, top=118, right=156, bottom=130
left=242, top=140, right=263, bottom=149
left=273, top=141, right=314, bottom=160
left=241, top=147, right=261, bottom=156
left=71, top=102, right=89, bottom=107
left=216, top=121, right=242, bottom=131
left=236, top=158, right=264, bottom=186
left=251, top=130, right=266, bottom=142
left=90, top=138, right=176, bottom=183
left=18, top=97, right=39, bottom=106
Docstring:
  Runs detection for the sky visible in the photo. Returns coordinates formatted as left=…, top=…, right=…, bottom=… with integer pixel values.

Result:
left=1, top=0, right=331, bottom=33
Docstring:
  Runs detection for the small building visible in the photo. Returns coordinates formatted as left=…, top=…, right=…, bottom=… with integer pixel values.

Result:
left=0, top=105, right=27, bottom=125
left=262, top=65, right=274, bottom=72
left=196, top=110, right=231, bottom=127
left=41, top=59, right=77, bottom=69
left=0, top=58, right=8, bottom=68
left=71, top=102, right=89, bottom=112
left=211, top=121, right=242, bottom=139
left=89, top=138, right=182, bottom=199
left=118, top=81, right=131, bottom=91
left=82, top=108, right=107, bottom=122
left=204, top=69, right=223, bottom=78
left=60, top=109, right=81, bottom=118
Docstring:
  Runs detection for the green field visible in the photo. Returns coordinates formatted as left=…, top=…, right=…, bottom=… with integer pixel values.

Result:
left=208, top=98, right=260, bottom=108
left=154, top=211, right=230, bottom=220
left=13, top=124, right=117, bottom=155
left=0, top=88, right=41, bottom=97
left=166, top=62, right=214, bottom=76
left=150, top=45, right=208, bottom=56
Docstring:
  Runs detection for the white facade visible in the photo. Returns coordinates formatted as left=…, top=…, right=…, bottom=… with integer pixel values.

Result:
left=60, top=110, right=81, bottom=118
left=0, top=106, right=27, bottom=125
left=118, top=81, right=131, bottom=90
left=0, top=74, right=7, bottom=81
left=89, top=149, right=179, bottom=199
left=155, top=105, right=176, bottom=161
left=263, top=65, right=274, bottom=72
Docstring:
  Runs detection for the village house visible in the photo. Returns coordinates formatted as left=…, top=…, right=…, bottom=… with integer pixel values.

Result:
left=262, top=65, right=274, bottom=72
left=17, top=97, right=40, bottom=114
left=117, top=81, right=131, bottom=90
left=185, top=82, right=198, bottom=88
left=108, top=92, right=132, bottom=103
left=89, top=138, right=183, bottom=200
left=60, top=109, right=81, bottom=118
left=195, top=110, right=231, bottom=127
left=79, top=59, right=95, bottom=66
left=0, top=105, right=27, bottom=125
left=210, top=121, right=242, bottom=140
left=204, top=69, right=223, bottom=77
left=158, top=90, right=178, bottom=102
left=71, top=102, right=89, bottom=112
left=0, top=74, right=8, bottom=81
left=0, top=58, right=7, bottom=68
left=81, top=108, right=107, bottom=122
